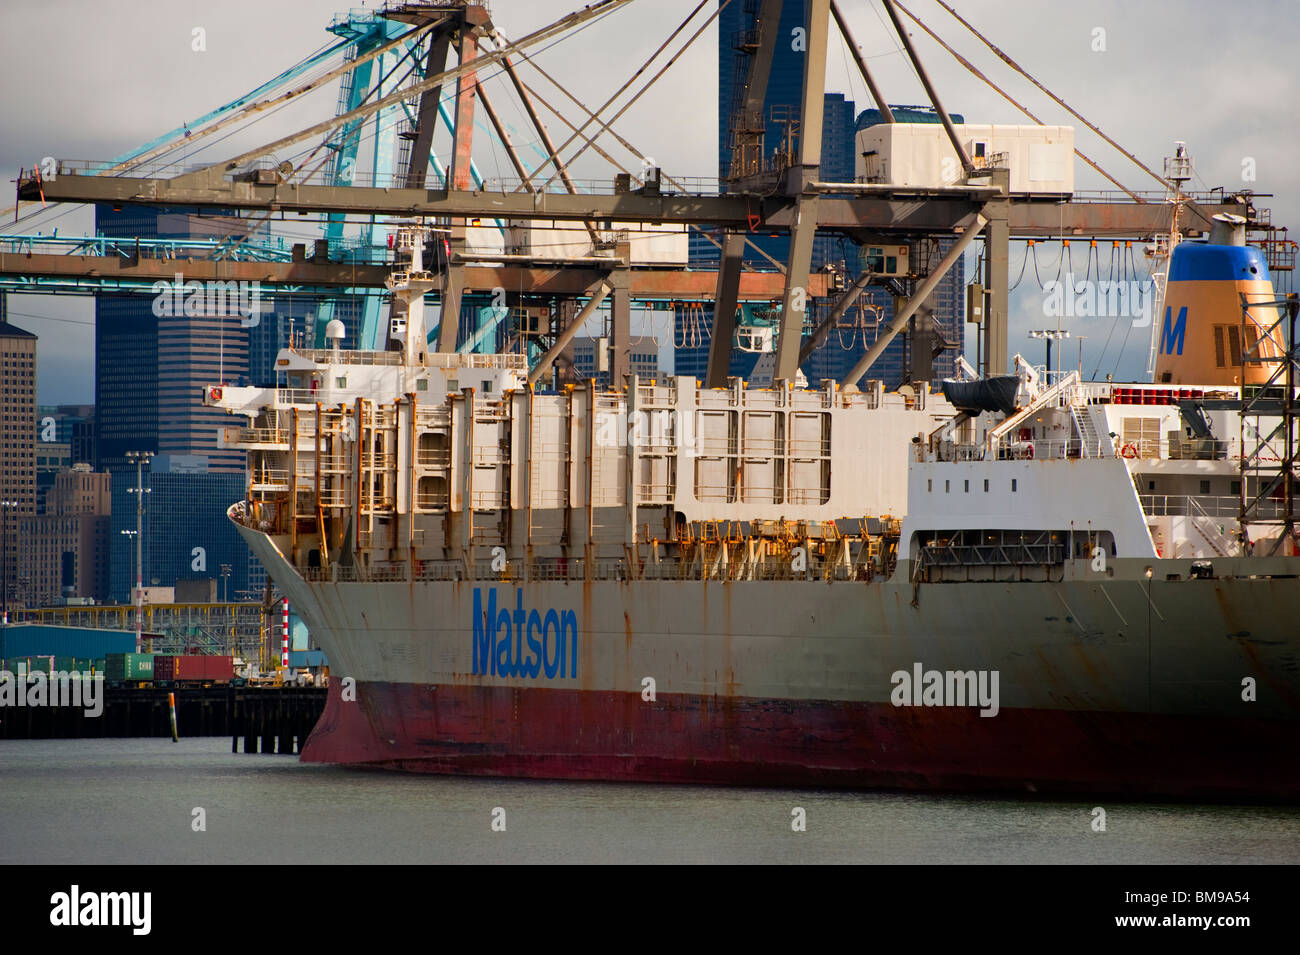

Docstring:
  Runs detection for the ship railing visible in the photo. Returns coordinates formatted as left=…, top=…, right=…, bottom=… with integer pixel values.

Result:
left=992, top=437, right=1084, bottom=460
left=250, top=468, right=290, bottom=487
left=636, top=384, right=671, bottom=405
left=472, top=398, right=511, bottom=418
left=632, top=439, right=680, bottom=455
left=914, top=539, right=1067, bottom=571
left=787, top=488, right=830, bottom=505
left=696, top=437, right=739, bottom=456
left=1140, top=494, right=1284, bottom=519
left=788, top=438, right=832, bottom=456
left=307, top=553, right=889, bottom=584
left=470, top=446, right=509, bottom=465
left=274, top=388, right=329, bottom=406
left=1110, top=437, right=1237, bottom=461
left=636, top=482, right=676, bottom=503
left=987, top=434, right=1238, bottom=461
left=1166, top=437, right=1234, bottom=460
left=415, top=409, right=453, bottom=426
left=1075, top=382, right=1115, bottom=403
left=526, top=558, right=630, bottom=581
left=291, top=349, right=405, bottom=366
left=415, top=449, right=452, bottom=467
left=741, top=437, right=782, bottom=455
left=428, top=352, right=528, bottom=371
left=230, top=426, right=289, bottom=445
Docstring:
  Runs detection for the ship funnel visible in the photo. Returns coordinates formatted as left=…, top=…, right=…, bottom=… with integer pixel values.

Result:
left=1153, top=239, right=1285, bottom=386
left=1209, top=213, right=1247, bottom=247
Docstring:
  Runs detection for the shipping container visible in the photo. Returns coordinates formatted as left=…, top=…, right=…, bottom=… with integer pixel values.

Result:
left=0, top=624, right=136, bottom=661
left=288, top=650, right=328, bottom=669
left=2, top=656, right=53, bottom=675
left=104, top=653, right=156, bottom=682
left=153, top=655, right=175, bottom=681
left=155, top=655, right=233, bottom=683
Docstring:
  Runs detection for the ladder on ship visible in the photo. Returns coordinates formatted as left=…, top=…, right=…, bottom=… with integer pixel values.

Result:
left=1071, top=405, right=1104, bottom=457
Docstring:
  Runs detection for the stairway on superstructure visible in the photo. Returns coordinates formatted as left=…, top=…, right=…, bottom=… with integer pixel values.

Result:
left=1072, top=404, right=1105, bottom=457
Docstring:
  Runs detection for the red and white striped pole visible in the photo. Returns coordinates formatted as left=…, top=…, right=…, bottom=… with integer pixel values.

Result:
left=281, top=598, right=290, bottom=668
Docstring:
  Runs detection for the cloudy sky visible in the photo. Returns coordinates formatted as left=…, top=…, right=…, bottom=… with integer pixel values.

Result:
left=3, top=0, right=1297, bottom=403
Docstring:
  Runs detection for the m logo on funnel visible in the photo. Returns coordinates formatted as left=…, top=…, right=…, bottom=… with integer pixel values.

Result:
left=1160, top=305, right=1187, bottom=356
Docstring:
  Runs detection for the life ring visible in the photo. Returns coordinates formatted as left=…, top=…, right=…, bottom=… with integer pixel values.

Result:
left=1025, top=442, right=1034, bottom=459
left=1121, top=443, right=1138, bottom=459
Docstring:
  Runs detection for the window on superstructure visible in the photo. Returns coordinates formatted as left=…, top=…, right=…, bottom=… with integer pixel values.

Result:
left=1122, top=417, right=1160, bottom=457
left=983, top=479, right=989, bottom=492
left=1011, top=479, right=1017, bottom=492
left=1200, top=480, right=1211, bottom=495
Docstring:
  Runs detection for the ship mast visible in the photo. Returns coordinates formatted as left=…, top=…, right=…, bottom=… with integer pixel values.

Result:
left=1144, top=142, right=1193, bottom=376
left=385, top=223, right=441, bottom=386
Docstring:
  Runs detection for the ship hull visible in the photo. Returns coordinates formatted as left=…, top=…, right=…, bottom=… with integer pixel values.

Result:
left=303, top=680, right=1300, bottom=799
left=241, top=528, right=1300, bottom=799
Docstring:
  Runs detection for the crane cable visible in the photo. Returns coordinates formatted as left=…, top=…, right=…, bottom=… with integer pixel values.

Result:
left=891, top=0, right=1143, bottom=201
left=930, top=0, right=1172, bottom=191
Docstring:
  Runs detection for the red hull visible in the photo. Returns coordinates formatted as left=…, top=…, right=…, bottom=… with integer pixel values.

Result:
left=301, top=681, right=1300, bottom=799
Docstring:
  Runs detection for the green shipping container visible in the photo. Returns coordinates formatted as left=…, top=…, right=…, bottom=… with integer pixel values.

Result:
left=104, top=653, right=156, bottom=682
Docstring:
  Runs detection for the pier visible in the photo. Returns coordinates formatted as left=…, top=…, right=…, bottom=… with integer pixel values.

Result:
left=0, top=686, right=326, bottom=754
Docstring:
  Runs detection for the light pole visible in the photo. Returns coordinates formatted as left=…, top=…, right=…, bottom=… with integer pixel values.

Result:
left=0, top=499, right=16, bottom=624
left=1028, top=329, right=1070, bottom=380
left=125, top=451, right=153, bottom=653
left=119, top=529, right=137, bottom=603
left=220, top=563, right=232, bottom=603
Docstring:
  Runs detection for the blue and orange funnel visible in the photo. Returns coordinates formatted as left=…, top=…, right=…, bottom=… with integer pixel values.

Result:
left=1153, top=215, right=1286, bottom=386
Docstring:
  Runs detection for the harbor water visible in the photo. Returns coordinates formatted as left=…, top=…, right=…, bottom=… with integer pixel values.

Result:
left=2, top=738, right=1297, bottom=864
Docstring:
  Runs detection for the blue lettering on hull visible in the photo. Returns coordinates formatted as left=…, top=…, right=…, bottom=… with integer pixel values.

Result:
left=472, top=588, right=578, bottom=679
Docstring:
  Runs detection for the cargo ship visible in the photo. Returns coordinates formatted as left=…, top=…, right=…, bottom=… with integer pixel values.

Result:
left=208, top=220, right=1300, bottom=799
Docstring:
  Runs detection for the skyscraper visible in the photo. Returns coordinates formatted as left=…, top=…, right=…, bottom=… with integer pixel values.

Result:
left=109, top=467, right=259, bottom=603
left=19, top=465, right=111, bottom=606
left=0, top=301, right=37, bottom=611
left=156, top=306, right=248, bottom=473
left=94, top=206, right=263, bottom=602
